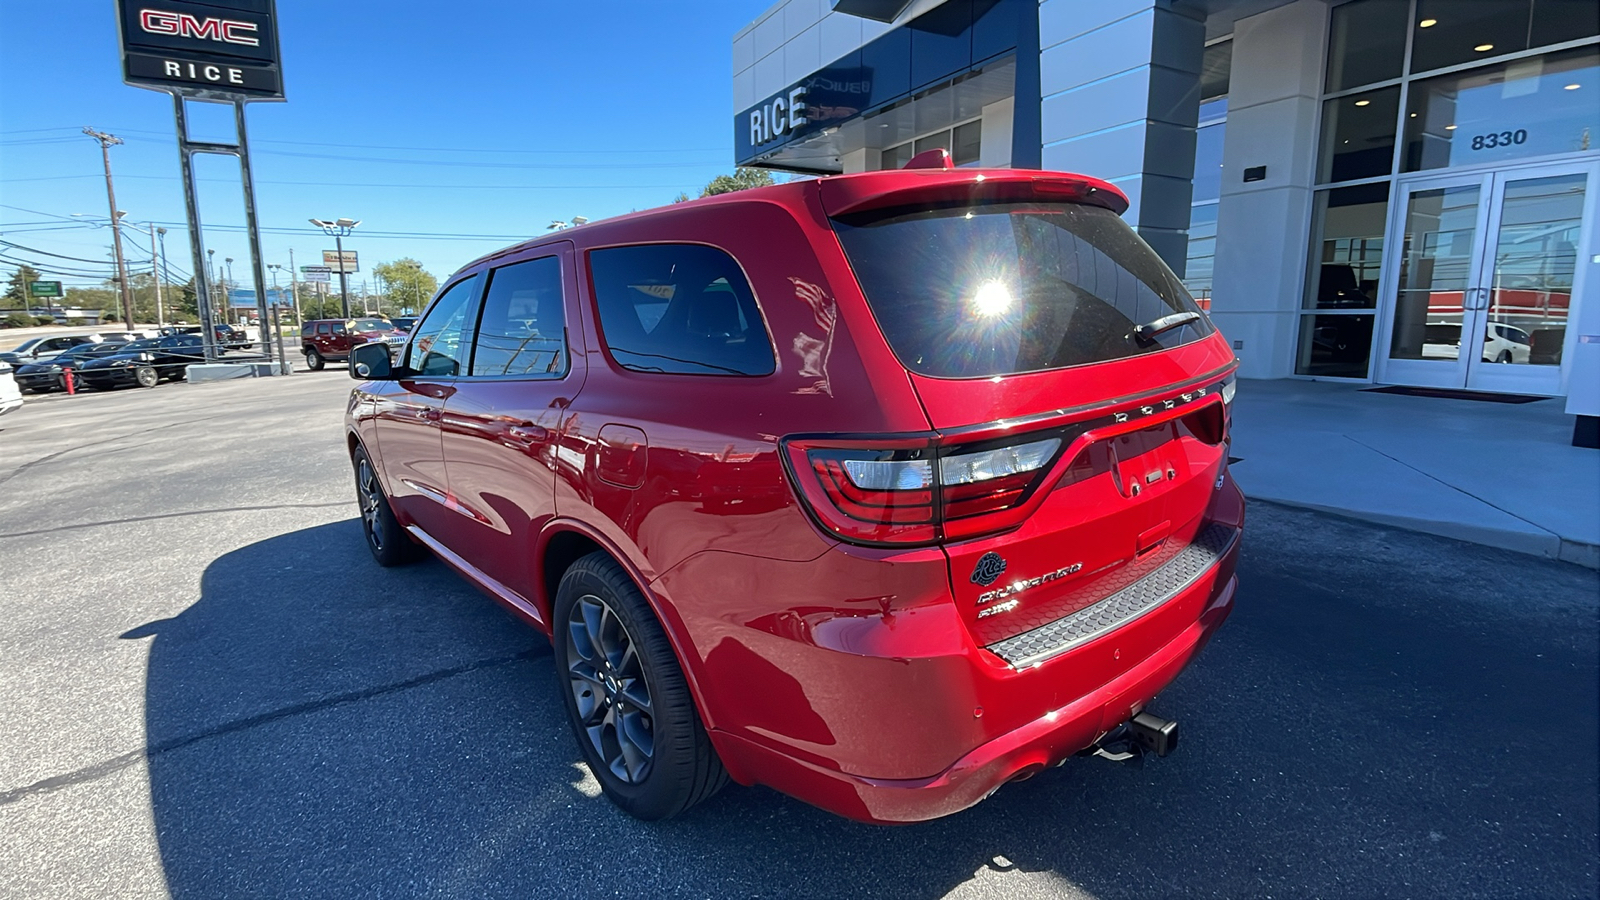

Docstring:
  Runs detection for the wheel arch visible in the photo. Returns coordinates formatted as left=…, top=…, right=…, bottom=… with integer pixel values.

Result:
left=535, top=519, right=718, bottom=731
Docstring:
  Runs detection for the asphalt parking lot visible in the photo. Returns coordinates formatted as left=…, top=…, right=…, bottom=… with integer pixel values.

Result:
left=1, top=373, right=1595, bottom=899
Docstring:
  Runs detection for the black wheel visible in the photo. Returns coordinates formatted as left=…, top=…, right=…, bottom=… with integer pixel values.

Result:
left=305, top=348, right=325, bottom=371
left=134, top=366, right=159, bottom=388
left=554, top=553, right=727, bottom=820
left=1496, top=350, right=1513, bottom=364
left=352, top=445, right=424, bottom=567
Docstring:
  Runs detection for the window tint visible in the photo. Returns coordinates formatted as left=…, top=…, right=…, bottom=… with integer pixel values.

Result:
left=405, top=275, right=479, bottom=376
left=472, top=256, right=568, bottom=377
left=315, top=323, right=331, bottom=335
left=589, top=244, right=775, bottom=376
left=832, top=202, right=1210, bottom=378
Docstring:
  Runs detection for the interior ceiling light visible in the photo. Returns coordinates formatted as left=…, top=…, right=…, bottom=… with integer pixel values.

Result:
left=1474, top=43, right=1494, bottom=52
left=1445, top=124, right=1458, bottom=130
left=1354, top=99, right=1371, bottom=106
left=1419, top=18, right=1437, bottom=27
left=1565, top=83, right=1582, bottom=90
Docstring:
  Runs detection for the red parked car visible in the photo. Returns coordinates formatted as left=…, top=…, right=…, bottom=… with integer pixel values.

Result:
left=345, top=166, right=1243, bottom=824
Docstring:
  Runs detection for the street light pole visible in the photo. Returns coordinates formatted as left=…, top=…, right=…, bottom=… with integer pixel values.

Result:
left=224, top=257, right=235, bottom=326
left=84, top=128, right=135, bottom=331
left=310, top=218, right=359, bottom=319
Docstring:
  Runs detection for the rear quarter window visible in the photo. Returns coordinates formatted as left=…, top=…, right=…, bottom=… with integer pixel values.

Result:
left=588, top=244, right=775, bottom=376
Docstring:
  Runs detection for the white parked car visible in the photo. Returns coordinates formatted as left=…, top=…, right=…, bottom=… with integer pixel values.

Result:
left=1420, top=322, right=1532, bottom=364
left=0, top=361, right=23, bottom=417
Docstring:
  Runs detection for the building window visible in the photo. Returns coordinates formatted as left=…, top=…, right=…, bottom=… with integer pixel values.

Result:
left=1316, top=86, right=1402, bottom=183
left=1401, top=46, right=1599, bottom=172
left=1184, top=204, right=1218, bottom=305
left=1411, top=0, right=1599, bottom=75
left=881, top=118, right=983, bottom=169
left=1296, top=184, right=1388, bottom=377
left=1326, top=0, right=1410, bottom=92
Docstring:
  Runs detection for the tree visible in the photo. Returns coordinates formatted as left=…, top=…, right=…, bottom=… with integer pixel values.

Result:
left=4, top=265, right=43, bottom=308
left=699, top=168, right=776, bottom=198
left=372, top=258, right=438, bottom=315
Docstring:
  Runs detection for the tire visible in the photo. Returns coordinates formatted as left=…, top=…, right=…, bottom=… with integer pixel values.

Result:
left=305, top=348, right=325, bottom=371
left=554, top=552, right=728, bottom=820
left=1496, top=350, right=1513, bottom=364
left=134, top=366, right=159, bottom=388
left=352, top=445, right=424, bottom=567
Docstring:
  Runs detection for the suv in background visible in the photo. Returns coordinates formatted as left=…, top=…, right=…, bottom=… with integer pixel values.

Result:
left=301, top=318, right=404, bottom=370
left=346, top=165, right=1242, bottom=824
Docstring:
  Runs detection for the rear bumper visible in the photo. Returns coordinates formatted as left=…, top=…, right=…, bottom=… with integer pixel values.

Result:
left=694, top=476, right=1242, bottom=824
left=712, top=567, right=1235, bottom=824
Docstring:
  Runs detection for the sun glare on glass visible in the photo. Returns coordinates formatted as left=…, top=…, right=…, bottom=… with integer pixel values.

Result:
left=971, top=281, right=1013, bottom=317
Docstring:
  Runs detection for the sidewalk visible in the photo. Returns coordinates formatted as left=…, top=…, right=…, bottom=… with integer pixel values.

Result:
left=1228, top=378, right=1600, bottom=568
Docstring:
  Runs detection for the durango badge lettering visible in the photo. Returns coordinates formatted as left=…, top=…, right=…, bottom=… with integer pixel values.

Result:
left=970, top=552, right=1007, bottom=587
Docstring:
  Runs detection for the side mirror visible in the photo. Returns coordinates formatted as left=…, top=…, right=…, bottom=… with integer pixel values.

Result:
left=349, top=341, right=395, bottom=380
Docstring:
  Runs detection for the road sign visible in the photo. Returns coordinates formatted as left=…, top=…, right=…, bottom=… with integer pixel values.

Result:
left=27, top=281, right=64, bottom=299
left=228, top=288, right=292, bottom=308
left=322, top=250, right=358, bottom=274
left=300, top=265, right=331, bottom=274
left=115, top=0, right=285, bottom=102
left=302, top=271, right=331, bottom=283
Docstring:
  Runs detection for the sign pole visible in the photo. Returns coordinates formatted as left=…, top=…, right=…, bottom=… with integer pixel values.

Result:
left=235, top=100, right=275, bottom=368
left=173, top=95, right=220, bottom=363
left=289, top=247, right=301, bottom=324
left=148, top=222, right=165, bottom=329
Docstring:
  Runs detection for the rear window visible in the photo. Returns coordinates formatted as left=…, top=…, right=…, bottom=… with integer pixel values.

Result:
left=588, top=244, right=775, bottom=376
left=832, top=202, right=1211, bottom=378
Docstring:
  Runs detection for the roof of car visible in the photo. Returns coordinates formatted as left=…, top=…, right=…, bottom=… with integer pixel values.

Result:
left=453, top=167, right=1129, bottom=276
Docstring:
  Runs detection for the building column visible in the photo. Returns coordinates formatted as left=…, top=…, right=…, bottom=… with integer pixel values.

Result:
left=1037, top=0, right=1204, bottom=273
left=1208, top=0, right=1328, bottom=379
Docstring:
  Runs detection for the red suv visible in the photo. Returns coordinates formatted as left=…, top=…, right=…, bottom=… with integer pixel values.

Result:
left=345, top=167, right=1242, bottom=824
left=302, top=317, right=405, bottom=370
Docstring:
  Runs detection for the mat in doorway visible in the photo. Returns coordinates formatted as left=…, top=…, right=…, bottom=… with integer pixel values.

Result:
left=1362, top=386, right=1545, bottom=404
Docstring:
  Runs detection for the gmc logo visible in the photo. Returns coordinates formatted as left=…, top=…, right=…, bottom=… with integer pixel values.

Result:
left=139, top=9, right=260, bottom=46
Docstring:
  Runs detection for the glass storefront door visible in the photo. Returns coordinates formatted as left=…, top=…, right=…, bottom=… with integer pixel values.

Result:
left=1378, top=159, right=1597, bottom=395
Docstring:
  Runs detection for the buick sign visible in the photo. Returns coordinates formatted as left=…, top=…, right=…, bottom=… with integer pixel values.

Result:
left=116, top=0, right=284, bottom=101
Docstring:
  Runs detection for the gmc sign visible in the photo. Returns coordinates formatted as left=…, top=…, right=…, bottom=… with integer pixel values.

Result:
left=117, top=0, right=283, bottom=100
left=138, top=9, right=261, bottom=47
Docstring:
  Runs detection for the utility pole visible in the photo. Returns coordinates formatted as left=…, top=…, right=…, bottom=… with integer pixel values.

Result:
left=83, top=128, right=135, bottom=331
left=148, top=222, right=165, bottom=329
left=288, top=247, right=302, bottom=324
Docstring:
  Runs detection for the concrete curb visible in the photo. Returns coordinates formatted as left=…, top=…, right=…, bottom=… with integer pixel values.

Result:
left=1243, top=493, right=1599, bottom=570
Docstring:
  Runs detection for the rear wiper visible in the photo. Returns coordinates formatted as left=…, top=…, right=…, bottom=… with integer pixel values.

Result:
left=1132, top=311, right=1201, bottom=343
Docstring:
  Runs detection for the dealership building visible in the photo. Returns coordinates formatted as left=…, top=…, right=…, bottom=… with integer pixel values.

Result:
left=731, top=0, right=1599, bottom=429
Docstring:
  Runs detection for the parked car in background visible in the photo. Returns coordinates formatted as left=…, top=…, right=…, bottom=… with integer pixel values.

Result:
left=301, top=318, right=405, bottom=370
left=0, top=334, right=101, bottom=367
left=76, top=334, right=203, bottom=389
left=346, top=166, right=1243, bottom=824
left=165, top=323, right=250, bottom=349
left=13, top=342, right=128, bottom=392
left=0, top=361, right=22, bottom=416
left=389, top=316, right=418, bottom=334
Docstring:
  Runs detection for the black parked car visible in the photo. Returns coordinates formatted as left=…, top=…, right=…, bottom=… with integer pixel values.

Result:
left=13, top=342, right=128, bottom=392
left=76, top=335, right=204, bottom=389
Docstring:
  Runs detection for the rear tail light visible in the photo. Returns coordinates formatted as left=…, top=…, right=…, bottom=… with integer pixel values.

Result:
left=784, top=435, right=1064, bottom=546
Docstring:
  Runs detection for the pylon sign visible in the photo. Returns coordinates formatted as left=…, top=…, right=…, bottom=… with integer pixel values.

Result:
left=116, top=0, right=284, bottom=101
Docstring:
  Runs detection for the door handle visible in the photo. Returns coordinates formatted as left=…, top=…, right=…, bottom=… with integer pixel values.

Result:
left=508, top=423, right=550, bottom=442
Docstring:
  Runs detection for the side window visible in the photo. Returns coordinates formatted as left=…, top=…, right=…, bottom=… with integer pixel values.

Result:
left=404, top=275, right=479, bottom=377
left=471, top=255, right=568, bottom=377
left=315, top=323, right=331, bottom=335
left=587, top=244, right=775, bottom=376
left=331, top=322, right=348, bottom=336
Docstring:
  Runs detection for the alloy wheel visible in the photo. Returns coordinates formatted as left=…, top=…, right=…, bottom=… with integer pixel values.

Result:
left=356, top=458, right=386, bottom=552
left=565, top=594, right=655, bottom=784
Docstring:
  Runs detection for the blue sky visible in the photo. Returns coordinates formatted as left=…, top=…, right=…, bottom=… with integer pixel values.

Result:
left=0, top=0, right=774, bottom=297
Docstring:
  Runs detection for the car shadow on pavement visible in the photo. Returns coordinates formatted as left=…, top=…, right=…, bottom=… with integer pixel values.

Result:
left=136, top=507, right=1599, bottom=899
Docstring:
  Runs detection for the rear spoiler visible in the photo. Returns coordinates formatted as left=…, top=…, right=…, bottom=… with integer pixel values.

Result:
left=818, top=169, right=1130, bottom=218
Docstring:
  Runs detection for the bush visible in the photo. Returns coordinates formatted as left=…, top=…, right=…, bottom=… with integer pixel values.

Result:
left=3, top=312, right=33, bottom=328
left=34, top=315, right=56, bottom=326
left=65, top=317, right=86, bottom=327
